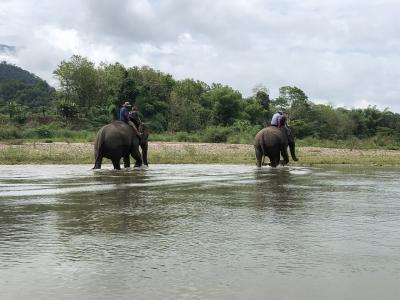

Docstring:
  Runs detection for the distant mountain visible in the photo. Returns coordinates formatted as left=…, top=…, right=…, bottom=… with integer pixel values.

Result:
left=0, top=61, right=56, bottom=109
left=0, top=61, right=41, bottom=85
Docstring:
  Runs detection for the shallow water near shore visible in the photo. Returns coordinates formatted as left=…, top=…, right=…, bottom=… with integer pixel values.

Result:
left=1, top=164, right=400, bottom=299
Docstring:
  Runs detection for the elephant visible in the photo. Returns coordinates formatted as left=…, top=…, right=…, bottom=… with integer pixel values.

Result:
left=93, top=121, right=149, bottom=170
left=254, top=126, right=298, bottom=168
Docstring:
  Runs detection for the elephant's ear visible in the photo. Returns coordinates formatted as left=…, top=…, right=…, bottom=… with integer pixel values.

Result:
left=140, top=123, right=147, bottom=132
left=288, top=126, right=295, bottom=137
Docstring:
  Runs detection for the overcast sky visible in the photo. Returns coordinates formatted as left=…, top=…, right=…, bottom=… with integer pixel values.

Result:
left=1, top=0, right=400, bottom=112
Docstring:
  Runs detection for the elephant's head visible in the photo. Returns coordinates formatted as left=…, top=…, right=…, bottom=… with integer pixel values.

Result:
left=139, top=123, right=149, bottom=143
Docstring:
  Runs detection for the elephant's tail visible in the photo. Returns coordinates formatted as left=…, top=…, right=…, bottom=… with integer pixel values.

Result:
left=94, top=126, right=106, bottom=159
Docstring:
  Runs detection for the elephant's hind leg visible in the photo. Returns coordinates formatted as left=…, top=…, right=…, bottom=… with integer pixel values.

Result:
left=123, top=155, right=131, bottom=168
left=131, top=147, right=143, bottom=167
left=270, top=152, right=280, bottom=168
left=93, top=154, right=103, bottom=169
left=112, top=159, right=121, bottom=170
left=255, top=147, right=263, bottom=168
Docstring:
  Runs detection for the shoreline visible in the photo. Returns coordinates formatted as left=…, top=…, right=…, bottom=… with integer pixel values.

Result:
left=1, top=141, right=400, bottom=165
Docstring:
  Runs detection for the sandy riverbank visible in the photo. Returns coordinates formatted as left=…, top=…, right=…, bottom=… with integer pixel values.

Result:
left=1, top=141, right=400, bottom=165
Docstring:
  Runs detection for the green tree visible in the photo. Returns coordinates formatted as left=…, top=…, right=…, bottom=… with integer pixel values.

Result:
left=53, top=55, right=101, bottom=111
left=349, top=108, right=369, bottom=138
left=362, top=106, right=382, bottom=136
left=57, top=98, right=79, bottom=120
left=276, top=86, right=311, bottom=121
left=97, top=62, right=127, bottom=116
left=8, top=101, right=27, bottom=124
left=246, top=100, right=267, bottom=126
left=202, top=84, right=242, bottom=126
left=168, top=79, right=209, bottom=132
left=252, top=84, right=270, bottom=111
left=128, top=66, right=175, bottom=132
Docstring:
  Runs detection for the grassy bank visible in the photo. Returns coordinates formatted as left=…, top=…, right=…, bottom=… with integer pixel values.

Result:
left=1, top=142, right=400, bottom=165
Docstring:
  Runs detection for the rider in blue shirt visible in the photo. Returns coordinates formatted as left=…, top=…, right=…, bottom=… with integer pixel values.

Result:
left=119, top=102, right=130, bottom=123
left=271, top=111, right=292, bottom=140
left=119, top=102, right=141, bottom=137
left=271, top=111, right=283, bottom=127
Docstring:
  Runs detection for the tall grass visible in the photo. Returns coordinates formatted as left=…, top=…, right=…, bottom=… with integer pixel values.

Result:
left=0, top=125, right=95, bottom=143
left=1, top=122, right=400, bottom=150
left=296, top=136, right=400, bottom=150
left=0, top=145, right=93, bottom=164
left=2, top=142, right=400, bottom=165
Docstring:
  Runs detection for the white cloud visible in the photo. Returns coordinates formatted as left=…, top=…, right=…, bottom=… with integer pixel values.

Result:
left=34, top=26, right=81, bottom=53
left=1, top=0, right=400, bottom=112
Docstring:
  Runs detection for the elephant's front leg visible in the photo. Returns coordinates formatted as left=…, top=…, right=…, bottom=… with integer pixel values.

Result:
left=131, top=146, right=143, bottom=167
left=141, top=143, right=148, bottom=166
left=123, top=154, right=131, bottom=168
left=280, top=147, right=290, bottom=165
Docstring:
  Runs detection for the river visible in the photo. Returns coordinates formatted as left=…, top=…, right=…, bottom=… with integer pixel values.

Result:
left=1, top=164, right=400, bottom=299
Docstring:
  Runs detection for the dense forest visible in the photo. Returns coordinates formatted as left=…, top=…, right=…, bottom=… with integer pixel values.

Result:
left=1, top=57, right=400, bottom=148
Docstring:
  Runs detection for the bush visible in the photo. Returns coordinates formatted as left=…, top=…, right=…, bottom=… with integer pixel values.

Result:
left=57, top=100, right=78, bottom=120
left=176, top=132, right=190, bottom=142
left=0, top=126, right=23, bottom=139
left=53, top=129, right=74, bottom=139
left=147, top=119, right=166, bottom=133
left=201, top=126, right=232, bottom=143
left=33, top=126, right=54, bottom=138
left=176, top=131, right=200, bottom=142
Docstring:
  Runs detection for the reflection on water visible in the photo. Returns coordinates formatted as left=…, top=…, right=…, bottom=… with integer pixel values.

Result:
left=1, top=164, right=400, bottom=299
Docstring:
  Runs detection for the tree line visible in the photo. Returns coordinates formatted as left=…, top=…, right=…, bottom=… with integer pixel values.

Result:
left=1, top=56, right=400, bottom=144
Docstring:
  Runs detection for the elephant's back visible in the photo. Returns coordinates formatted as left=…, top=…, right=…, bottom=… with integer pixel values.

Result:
left=95, top=122, right=126, bottom=144
left=103, top=121, right=132, bottom=146
left=94, top=121, right=134, bottom=159
left=255, top=126, right=283, bottom=147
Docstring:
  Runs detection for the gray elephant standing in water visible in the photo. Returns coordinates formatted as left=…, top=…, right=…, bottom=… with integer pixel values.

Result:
left=254, top=126, right=298, bottom=168
left=93, top=121, right=148, bottom=170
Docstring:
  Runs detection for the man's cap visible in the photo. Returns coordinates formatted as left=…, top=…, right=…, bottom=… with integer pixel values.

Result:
left=122, top=102, right=132, bottom=107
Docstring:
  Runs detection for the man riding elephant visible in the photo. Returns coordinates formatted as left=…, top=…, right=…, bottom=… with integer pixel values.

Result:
left=271, top=111, right=295, bottom=148
left=92, top=103, right=148, bottom=170
left=254, top=111, right=298, bottom=168
left=119, top=102, right=141, bottom=137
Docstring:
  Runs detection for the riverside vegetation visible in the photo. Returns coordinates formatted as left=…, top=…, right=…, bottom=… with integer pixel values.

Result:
left=1, top=58, right=400, bottom=165
left=2, top=142, right=400, bottom=166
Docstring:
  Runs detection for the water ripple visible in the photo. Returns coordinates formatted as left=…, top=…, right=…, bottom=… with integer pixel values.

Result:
left=1, top=164, right=400, bottom=299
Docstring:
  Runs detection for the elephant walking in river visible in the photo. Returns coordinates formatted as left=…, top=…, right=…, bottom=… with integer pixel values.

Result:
left=254, top=126, right=298, bottom=168
left=93, top=121, right=148, bottom=170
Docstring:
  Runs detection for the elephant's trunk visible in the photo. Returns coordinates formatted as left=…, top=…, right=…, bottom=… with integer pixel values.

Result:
left=286, top=127, right=298, bottom=162
left=289, top=141, right=298, bottom=161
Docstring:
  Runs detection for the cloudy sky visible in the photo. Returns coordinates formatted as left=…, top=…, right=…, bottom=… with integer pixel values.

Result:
left=1, top=0, right=400, bottom=112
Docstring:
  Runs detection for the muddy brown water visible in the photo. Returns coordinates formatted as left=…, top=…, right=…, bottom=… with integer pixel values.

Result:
left=1, top=164, right=400, bottom=299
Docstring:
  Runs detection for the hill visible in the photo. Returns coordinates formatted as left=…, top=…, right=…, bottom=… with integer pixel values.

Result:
left=0, top=61, right=41, bottom=85
left=0, top=61, right=55, bottom=109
